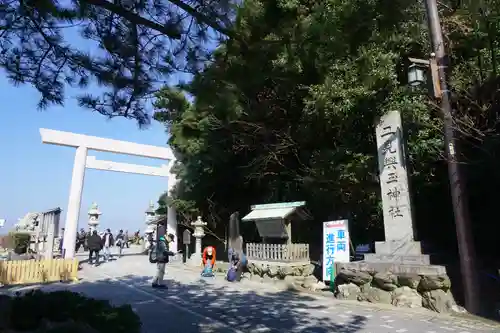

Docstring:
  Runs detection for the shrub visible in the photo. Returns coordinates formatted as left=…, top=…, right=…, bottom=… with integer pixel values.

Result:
left=3, top=290, right=141, bottom=332
left=7, top=232, right=31, bottom=253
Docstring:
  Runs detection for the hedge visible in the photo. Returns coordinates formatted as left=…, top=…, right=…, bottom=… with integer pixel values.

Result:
left=0, top=290, right=141, bottom=332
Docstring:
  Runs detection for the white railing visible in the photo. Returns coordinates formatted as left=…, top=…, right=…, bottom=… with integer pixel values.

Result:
left=246, top=243, right=309, bottom=262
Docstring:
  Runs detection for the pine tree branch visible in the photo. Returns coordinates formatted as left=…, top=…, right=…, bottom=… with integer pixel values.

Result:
left=167, top=0, right=238, bottom=40
left=80, top=0, right=182, bottom=39
left=80, top=0, right=239, bottom=41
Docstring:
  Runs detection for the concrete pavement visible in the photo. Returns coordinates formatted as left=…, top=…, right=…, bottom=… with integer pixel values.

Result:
left=45, top=255, right=497, bottom=333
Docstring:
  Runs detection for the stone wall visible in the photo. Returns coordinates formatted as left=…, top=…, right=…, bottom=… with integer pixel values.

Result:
left=244, top=261, right=326, bottom=291
left=219, top=261, right=464, bottom=315
left=334, top=268, right=463, bottom=314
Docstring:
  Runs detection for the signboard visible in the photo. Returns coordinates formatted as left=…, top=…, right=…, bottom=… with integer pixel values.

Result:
left=323, top=219, right=350, bottom=281
left=255, top=220, right=287, bottom=238
left=182, top=229, right=192, bottom=245
left=0, top=219, right=5, bottom=227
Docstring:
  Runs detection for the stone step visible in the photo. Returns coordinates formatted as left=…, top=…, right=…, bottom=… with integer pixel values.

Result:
left=337, top=261, right=447, bottom=275
left=363, top=253, right=430, bottom=265
left=374, top=240, right=423, bottom=256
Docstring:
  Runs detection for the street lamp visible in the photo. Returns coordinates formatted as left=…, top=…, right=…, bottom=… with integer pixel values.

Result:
left=407, top=56, right=441, bottom=97
left=407, top=63, right=426, bottom=87
left=408, top=0, right=481, bottom=314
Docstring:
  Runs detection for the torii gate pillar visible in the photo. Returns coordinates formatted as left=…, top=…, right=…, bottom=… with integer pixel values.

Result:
left=40, top=128, right=178, bottom=258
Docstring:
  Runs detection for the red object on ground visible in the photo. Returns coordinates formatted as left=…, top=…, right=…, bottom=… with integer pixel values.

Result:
left=202, top=246, right=216, bottom=267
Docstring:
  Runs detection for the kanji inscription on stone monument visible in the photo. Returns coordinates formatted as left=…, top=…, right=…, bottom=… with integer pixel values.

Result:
left=375, top=110, right=415, bottom=243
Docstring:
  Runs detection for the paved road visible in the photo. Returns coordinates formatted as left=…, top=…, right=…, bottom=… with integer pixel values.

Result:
left=39, top=256, right=500, bottom=333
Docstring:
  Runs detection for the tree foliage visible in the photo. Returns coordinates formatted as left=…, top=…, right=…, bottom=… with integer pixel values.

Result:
left=155, top=0, right=500, bottom=256
left=0, top=0, right=237, bottom=124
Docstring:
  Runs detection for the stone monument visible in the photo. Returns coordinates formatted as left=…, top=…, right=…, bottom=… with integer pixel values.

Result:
left=228, top=211, right=243, bottom=254
left=87, top=203, right=101, bottom=232
left=15, top=213, right=40, bottom=232
left=363, top=110, right=428, bottom=264
left=334, top=110, right=452, bottom=314
left=188, top=216, right=207, bottom=265
left=13, top=209, right=61, bottom=257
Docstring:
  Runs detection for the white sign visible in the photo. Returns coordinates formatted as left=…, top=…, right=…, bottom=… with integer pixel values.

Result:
left=323, top=219, right=350, bottom=281
left=0, top=219, right=5, bottom=227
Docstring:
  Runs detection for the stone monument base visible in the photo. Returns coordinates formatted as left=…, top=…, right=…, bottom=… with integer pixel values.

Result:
left=333, top=261, right=462, bottom=314
left=375, top=240, right=422, bottom=255
left=363, top=241, right=430, bottom=265
left=364, top=254, right=430, bottom=265
left=337, top=261, right=445, bottom=276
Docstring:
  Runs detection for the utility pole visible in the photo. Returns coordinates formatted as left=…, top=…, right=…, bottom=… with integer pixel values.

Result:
left=424, top=0, right=480, bottom=314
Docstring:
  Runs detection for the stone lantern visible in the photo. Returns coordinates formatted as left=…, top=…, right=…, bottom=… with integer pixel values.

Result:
left=88, top=202, right=101, bottom=232
left=190, top=216, right=207, bottom=259
left=145, top=201, right=157, bottom=234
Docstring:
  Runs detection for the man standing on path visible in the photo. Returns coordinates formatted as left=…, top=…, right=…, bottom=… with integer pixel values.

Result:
left=151, top=233, right=175, bottom=289
left=87, top=230, right=102, bottom=266
left=102, top=229, right=114, bottom=262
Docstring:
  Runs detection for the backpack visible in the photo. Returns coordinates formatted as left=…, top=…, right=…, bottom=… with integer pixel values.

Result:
left=201, top=264, right=214, bottom=277
left=149, top=244, right=157, bottom=263
left=226, top=267, right=237, bottom=282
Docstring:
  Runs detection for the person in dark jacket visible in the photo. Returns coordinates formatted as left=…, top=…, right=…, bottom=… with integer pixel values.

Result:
left=87, top=230, right=102, bottom=266
left=75, top=228, right=86, bottom=253
left=116, top=230, right=125, bottom=257
left=152, top=233, right=175, bottom=289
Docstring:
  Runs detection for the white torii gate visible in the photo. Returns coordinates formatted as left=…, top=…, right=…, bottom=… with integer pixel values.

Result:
left=39, top=128, right=179, bottom=258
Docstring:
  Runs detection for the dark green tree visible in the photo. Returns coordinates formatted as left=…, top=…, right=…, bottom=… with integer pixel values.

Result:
left=154, top=0, right=500, bottom=259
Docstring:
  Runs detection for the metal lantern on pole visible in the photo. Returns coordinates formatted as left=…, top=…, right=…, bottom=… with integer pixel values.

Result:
left=407, top=63, right=426, bottom=87
left=407, top=56, right=441, bottom=98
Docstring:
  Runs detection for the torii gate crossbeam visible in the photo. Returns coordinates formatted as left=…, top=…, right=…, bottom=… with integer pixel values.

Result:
left=39, top=128, right=178, bottom=258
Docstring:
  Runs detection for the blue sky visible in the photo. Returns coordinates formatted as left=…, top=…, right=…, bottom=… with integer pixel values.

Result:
left=0, top=16, right=215, bottom=234
left=0, top=76, right=172, bottom=233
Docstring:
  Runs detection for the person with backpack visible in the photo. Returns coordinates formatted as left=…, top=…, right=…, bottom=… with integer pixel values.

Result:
left=201, top=246, right=216, bottom=277
left=227, top=247, right=247, bottom=282
left=149, top=232, right=175, bottom=289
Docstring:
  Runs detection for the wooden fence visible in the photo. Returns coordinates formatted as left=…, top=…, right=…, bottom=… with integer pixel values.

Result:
left=0, top=259, right=79, bottom=285
left=246, top=243, right=310, bottom=262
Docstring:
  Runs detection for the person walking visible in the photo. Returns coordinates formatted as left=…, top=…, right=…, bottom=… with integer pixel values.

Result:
left=87, top=230, right=102, bottom=266
left=102, top=229, right=114, bottom=262
left=58, top=228, right=65, bottom=256
left=115, top=229, right=125, bottom=257
left=150, top=233, right=175, bottom=289
left=124, top=230, right=130, bottom=248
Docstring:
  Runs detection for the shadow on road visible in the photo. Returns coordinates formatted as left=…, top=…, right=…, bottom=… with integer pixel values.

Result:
left=61, top=274, right=368, bottom=333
